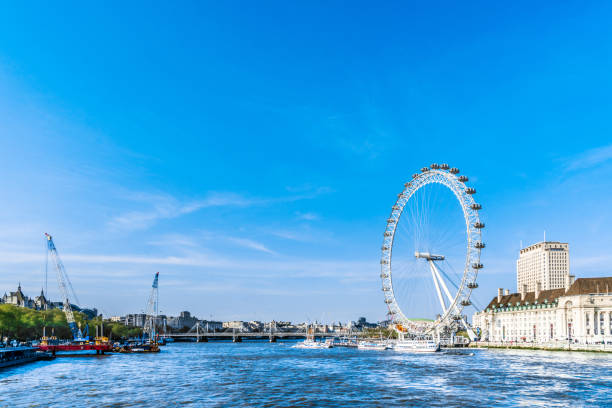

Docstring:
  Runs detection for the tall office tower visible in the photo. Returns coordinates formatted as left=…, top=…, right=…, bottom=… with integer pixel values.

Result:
left=516, top=242, right=569, bottom=292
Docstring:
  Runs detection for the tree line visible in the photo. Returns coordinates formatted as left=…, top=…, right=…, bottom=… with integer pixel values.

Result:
left=0, top=304, right=144, bottom=342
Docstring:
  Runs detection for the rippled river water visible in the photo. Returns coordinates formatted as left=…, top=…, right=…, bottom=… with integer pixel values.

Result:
left=1, top=342, right=611, bottom=407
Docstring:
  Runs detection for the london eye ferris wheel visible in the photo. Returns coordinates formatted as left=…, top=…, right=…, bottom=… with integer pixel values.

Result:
left=380, top=164, right=483, bottom=338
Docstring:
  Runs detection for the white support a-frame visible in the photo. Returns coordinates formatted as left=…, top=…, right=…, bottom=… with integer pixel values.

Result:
left=429, top=261, right=447, bottom=313
left=429, top=259, right=478, bottom=341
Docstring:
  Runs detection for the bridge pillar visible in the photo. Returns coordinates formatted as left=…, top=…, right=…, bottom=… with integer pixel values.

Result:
left=233, top=336, right=242, bottom=343
left=269, top=335, right=276, bottom=343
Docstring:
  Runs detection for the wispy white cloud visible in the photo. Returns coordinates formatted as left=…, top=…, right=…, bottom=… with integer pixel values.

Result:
left=109, top=188, right=333, bottom=232
left=295, top=211, right=319, bottom=221
left=565, top=144, right=612, bottom=171
left=108, top=191, right=259, bottom=231
left=0, top=251, right=230, bottom=267
left=0, top=250, right=374, bottom=279
left=268, top=227, right=335, bottom=244
left=270, top=230, right=305, bottom=241
left=146, top=233, right=202, bottom=248
left=226, top=237, right=276, bottom=255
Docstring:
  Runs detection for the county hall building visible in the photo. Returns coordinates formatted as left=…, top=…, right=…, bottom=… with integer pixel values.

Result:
left=473, top=242, right=612, bottom=344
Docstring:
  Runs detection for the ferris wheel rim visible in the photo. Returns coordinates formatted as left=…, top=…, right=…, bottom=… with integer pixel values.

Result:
left=380, top=166, right=483, bottom=335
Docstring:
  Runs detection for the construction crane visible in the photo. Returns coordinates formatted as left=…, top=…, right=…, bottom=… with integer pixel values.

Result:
left=143, top=272, right=159, bottom=343
left=45, top=233, right=88, bottom=342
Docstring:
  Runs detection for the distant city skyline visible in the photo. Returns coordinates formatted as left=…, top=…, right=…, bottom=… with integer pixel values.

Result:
left=2, top=2, right=612, bottom=322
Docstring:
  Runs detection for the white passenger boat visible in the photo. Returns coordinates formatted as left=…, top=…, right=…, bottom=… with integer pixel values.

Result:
left=357, top=341, right=390, bottom=351
left=392, top=339, right=440, bottom=353
left=293, top=339, right=332, bottom=349
left=293, top=325, right=332, bottom=349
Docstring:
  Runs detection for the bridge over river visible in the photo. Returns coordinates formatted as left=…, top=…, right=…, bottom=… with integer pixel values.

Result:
left=161, top=331, right=351, bottom=342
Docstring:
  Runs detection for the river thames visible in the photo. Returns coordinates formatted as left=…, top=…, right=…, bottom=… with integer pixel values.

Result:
left=1, top=342, right=610, bottom=407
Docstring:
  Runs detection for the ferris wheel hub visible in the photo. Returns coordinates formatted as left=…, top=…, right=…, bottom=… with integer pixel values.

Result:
left=414, top=251, right=445, bottom=261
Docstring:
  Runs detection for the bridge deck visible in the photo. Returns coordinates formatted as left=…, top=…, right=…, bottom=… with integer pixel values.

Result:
left=163, top=332, right=351, bottom=338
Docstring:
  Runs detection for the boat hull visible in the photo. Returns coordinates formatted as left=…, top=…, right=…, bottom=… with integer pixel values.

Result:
left=393, top=341, right=440, bottom=353
left=357, top=342, right=390, bottom=351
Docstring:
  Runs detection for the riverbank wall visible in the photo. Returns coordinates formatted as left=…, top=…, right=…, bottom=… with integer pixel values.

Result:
left=470, top=341, right=612, bottom=353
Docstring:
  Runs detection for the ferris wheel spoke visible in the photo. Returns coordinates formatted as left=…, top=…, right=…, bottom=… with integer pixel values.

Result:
left=437, top=263, right=460, bottom=291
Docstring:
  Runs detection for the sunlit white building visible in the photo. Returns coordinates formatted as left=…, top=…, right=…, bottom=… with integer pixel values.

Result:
left=517, top=241, right=569, bottom=292
left=473, top=242, right=612, bottom=344
left=473, top=277, right=612, bottom=343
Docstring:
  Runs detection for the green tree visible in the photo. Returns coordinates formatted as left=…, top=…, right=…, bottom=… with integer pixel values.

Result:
left=0, top=304, right=139, bottom=342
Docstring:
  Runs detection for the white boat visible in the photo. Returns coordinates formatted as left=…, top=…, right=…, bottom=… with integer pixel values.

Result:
left=357, top=341, right=390, bottom=351
left=293, top=339, right=332, bottom=349
left=293, top=325, right=332, bottom=349
left=393, top=339, right=440, bottom=353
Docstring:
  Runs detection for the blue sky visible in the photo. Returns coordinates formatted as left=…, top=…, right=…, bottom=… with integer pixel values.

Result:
left=1, top=1, right=612, bottom=322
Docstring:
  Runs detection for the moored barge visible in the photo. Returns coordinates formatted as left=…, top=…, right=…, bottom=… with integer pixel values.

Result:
left=0, top=347, right=53, bottom=369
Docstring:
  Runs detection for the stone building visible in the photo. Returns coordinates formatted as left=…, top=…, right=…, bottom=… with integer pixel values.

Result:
left=517, top=241, right=569, bottom=292
left=33, top=290, right=51, bottom=310
left=167, top=311, right=198, bottom=330
left=198, top=320, right=223, bottom=332
left=123, top=313, right=166, bottom=328
left=474, top=242, right=612, bottom=344
left=222, top=321, right=250, bottom=331
left=1, top=284, right=36, bottom=309
left=473, top=276, right=612, bottom=344
left=124, top=313, right=147, bottom=327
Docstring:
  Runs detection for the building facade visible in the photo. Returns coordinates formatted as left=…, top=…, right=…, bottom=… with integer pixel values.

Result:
left=517, top=241, right=569, bottom=292
left=473, top=277, right=612, bottom=344
left=124, top=313, right=147, bottom=327
left=124, top=313, right=166, bottom=328
left=1, top=284, right=51, bottom=310
left=1, top=284, right=35, bottom=308
left=167, top=311, right=198, bottom=330
left=199, top=320, right=223, bottom=332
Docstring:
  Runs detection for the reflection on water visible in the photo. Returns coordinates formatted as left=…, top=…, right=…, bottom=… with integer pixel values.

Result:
left=1, top=342, right=610, bottom=407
